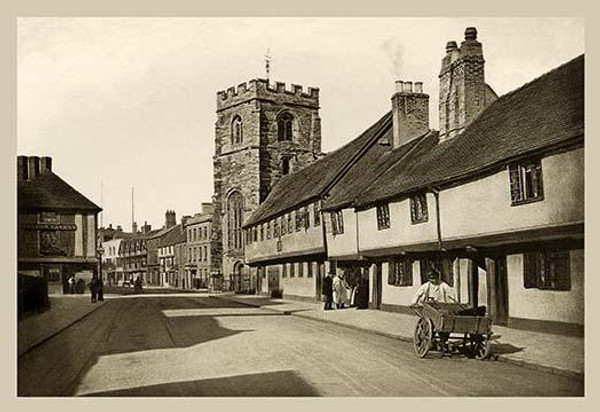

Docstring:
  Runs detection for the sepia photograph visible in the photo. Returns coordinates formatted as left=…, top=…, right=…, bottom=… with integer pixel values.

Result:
left=14, top=16, right=584, bottom=397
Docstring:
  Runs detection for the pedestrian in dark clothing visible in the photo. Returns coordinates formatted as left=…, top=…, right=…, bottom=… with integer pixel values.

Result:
left=322, top=270, right=334, bottom=310
left=88, top=276, right=99, bottom=303
left=97, top=278, right=104, bottom=301
left=134, top=276, right=143, bottom=294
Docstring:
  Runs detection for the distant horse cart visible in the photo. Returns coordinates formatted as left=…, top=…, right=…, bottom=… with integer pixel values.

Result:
left=412, top=299, right=493, bottom=360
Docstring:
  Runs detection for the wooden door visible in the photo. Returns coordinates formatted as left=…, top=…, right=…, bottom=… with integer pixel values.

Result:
left=372, top=263, right=382, bottom=310
left=488, top=256, right=509, bottom=325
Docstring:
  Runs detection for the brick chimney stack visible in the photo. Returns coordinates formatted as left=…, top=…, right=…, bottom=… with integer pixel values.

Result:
left=390, top=80, right=430, bottom=149
left=165, top=210, right=177, bottom=228
left=439, top=27, right=492, bottom=142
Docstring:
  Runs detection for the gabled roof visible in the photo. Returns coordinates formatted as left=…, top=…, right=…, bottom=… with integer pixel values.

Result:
left=355, top=54, right=584, bottom=208
left=159, top=224, right=187, bottom=246
left=18, top=171, right=101, bottom=212
left=243, top=112, right=392, bottom=227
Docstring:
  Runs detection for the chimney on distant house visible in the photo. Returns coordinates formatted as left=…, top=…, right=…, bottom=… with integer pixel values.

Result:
left=438, top=27, right=496, bottom=142
left=142, top=221, right=152, bottom=234
left=165, top=210, right=177, bottom=228
left=17, top=155, right=53, bottom=181
left=390, top=80, right=430, bottom=149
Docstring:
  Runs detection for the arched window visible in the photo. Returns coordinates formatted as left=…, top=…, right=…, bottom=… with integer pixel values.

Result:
left=277, top=112, right=293, bottom=141
left=227, top=191, right=244, bottom=250
left=231, top=115, right=243, bottom=145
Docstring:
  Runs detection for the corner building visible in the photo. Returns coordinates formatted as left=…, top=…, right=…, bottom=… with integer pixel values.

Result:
left=212, top=79, right=323, bottom=291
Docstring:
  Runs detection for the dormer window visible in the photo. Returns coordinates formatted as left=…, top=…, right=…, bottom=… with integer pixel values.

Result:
left=509, top=160, right=544, bottom=205
left=232, top=115, right=243, bottom=145
left=277, top=112, right=293, bottom=141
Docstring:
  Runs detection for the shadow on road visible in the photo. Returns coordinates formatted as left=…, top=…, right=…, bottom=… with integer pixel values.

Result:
left=18, top=295, right=275, bottom=396
left=490, top=343, right=525, bottom=355
left=82, top=370, right=319, bottom=397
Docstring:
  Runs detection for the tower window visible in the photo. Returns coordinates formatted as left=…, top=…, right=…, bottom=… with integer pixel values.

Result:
left=227, top=191, right=244, bottom=250
left=282, top=157, right=290, bottom=175
left=277, top=112, right=293, bottom=141
left=232, top=116, right=243, bottom=145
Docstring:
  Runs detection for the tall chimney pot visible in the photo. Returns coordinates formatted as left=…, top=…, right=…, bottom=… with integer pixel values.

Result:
left=414, top=82, right=423, bottom=93
left=465, top=27, right=478, bottom=41
left=395, top=80, right=404, bottom=93
left=446, top=41, right=458, bottom=53
left=403, top=81, right=413, bottom=93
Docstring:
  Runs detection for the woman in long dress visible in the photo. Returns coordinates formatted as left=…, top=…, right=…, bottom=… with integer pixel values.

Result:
left=333, top=273, right=348, bottom=309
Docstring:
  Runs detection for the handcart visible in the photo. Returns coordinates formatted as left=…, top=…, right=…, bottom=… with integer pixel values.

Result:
left=412, top=298, right=493, bottom=360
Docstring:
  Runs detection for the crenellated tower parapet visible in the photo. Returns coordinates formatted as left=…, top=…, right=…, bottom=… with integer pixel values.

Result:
left=217, top=79, right=319, bottom=111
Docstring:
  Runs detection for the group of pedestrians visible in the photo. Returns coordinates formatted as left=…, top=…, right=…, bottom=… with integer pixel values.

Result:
left=322, top=268, right=364, bottom=310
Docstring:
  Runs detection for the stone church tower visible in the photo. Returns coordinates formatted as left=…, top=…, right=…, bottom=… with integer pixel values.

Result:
left=211, top=79, right=322, bottom=291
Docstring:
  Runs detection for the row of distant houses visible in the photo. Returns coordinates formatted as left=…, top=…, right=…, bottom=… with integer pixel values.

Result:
left=216, top=27, right=583, bottom=336
left=99, top=204, right=215, bottom=289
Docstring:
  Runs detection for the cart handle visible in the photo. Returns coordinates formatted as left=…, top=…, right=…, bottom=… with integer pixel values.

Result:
left=447, top=294, right=470, bottom=311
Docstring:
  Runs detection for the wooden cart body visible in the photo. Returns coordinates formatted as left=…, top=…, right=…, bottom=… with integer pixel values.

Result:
left=421, top=302, right=493, bottom=335
left=413, top=301, right=493, bottom=359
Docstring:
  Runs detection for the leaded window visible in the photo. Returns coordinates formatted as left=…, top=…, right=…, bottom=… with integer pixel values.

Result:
left=410, top=194, right=428, bottom=224
left=227, top=192, right=244, bottom=250
left=524, top=250, right=570, bottom=290
left=277, top=112, right=293, bottom=141
left=509, top=161, right=544, bottom=205
left=377, top=204, right=391, bottom=230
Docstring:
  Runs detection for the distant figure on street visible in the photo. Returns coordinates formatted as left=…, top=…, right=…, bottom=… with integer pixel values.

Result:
left=322, top=270, right=334, bottom=310
left=411, top=268, right=453, bottom=306
left=88, top=276, right=99, bottom=303
left=134, top=276, right=143, bottom=294
left=96, top=277, right=104, bottom=301
left=333, top=270, right=349, bottom=309
left=68, top=275, right=75, bottom=294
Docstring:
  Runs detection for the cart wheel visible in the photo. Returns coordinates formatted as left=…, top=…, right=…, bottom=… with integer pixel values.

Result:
left=468, top=334, right=492, bottom=360
left=414, top=318, right=433, bottom=358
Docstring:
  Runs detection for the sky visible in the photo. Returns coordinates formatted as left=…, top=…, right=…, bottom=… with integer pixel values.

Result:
left=17, top=17, right=584, bottom=231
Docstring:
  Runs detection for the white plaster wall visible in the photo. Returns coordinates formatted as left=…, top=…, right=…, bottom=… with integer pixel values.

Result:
left=327, top=208, right=358, bottom=258
left=245, top=224, right=323, bottom=262
left=281, top=263, right=315, bottom=298
left=440, top=149, right=584, bottom=240
left=358, top=193, right=439, bottom=252
left=87, top=214, right=96, bottom=257
left=381, top=261, right=423, bottom=306
left=507, top=249, right=584, bottom=325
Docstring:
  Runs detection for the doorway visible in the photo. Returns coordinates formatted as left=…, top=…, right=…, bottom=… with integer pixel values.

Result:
left=372, top=263, right=382, bottom=310
left=486, top=256, right=509, bottom=325
left=315, top=262, right=324, bottom=301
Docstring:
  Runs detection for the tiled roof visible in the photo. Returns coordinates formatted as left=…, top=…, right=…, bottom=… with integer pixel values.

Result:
left=160, top=224, right=187, bottom=246
left=243, top=112, right=392, bottom=227
left=354, top=54, right=584, bottom=208
left=18, top=171, right=101, bottom=212
left=322, top=129, right=437, bottom=211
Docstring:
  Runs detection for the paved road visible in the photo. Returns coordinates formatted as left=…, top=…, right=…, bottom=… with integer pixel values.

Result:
left=18, top=295, right=584, bottom=397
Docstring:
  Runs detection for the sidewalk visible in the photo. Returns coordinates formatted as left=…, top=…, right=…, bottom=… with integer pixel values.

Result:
left=211, top=293, right=584, bottom=379
left=18, top=294, right=108, bottom=357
